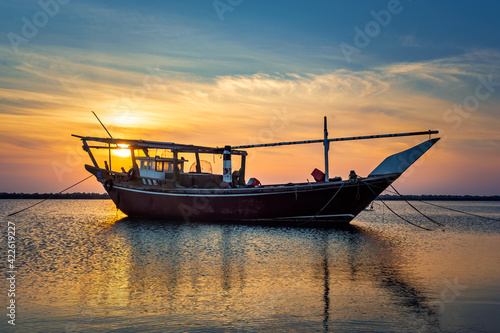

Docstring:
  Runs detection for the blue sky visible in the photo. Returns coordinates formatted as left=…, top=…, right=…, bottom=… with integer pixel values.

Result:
left=1, top=0, right=499, bottom=194
left=4, top=0, right=500, bottom=76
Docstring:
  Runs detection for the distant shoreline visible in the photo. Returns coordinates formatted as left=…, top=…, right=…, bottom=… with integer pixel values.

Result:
left=378, top=194, right=500, bottom=201
left=1, top=192, right=499, bottom=201
left=0, top=192, right=110, bottom=199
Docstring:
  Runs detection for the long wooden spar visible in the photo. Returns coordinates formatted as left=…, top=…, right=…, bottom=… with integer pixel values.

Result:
left=233, top=128, right=439, bottom=183
left=74, top=127, right=438, bottom=184
left=232, top=130, right=439, bottom=149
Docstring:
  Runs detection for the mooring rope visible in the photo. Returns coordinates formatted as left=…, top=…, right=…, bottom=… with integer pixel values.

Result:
left=415, top=199, right=500, bottom=222
left=363, top=182, right=500, bottom=223
left=380, top=186, right=500, bottom=223
left=390, top=185, right=445, bottom=227
left=360, top=180, right=435, bottom=231
left=6, top=175, right=94, bottom=217
left=376, top=197, right=435, bottom=231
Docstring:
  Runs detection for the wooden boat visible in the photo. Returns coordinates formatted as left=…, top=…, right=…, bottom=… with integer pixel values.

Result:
left=73, top=117, right=439, bottom=226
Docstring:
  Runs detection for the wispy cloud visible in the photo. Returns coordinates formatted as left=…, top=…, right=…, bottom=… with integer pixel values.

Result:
left=377, top=50, right=500, bottom=82
left=1, top=45, right=499, bottom=193
left=398, top=31, right=419, bottom=47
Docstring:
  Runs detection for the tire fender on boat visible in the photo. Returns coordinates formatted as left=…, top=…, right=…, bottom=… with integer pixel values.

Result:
left=127, top=168, right=137, bottom=180
left=104, top=179, right=113, bottom=191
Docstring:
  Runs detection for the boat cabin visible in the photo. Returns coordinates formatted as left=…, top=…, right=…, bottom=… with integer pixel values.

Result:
left=136, top=155, right=224, bottom=188
left=133, top=149, right=246, bottom=188
left=72, top=135, right=249, bottom=189
left=137, top=156, right=187, bottom=179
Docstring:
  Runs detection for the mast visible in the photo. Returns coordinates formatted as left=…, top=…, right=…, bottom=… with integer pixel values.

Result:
left=82, top=140, right=98, bottom=168
left=173, top=150, right=180, bottom=185
left=92, top=111, right=114, bottom=171
left=240, top=154, right=246, bottom=186
left=195, top=153, right=202, bottom=173
left=130, top=147, right=139, bottom=171
left=223, top=146, right=232, bottom=184
left=323, top=116, right=329, bottom=182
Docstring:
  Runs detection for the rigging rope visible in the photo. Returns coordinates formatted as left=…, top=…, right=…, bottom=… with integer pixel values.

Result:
left=6, top=175, right=94, bottom=217
left=298, top=181, right=346, bottom=225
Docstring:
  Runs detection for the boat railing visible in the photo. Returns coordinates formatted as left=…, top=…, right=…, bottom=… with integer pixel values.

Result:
left=103, top=167, right=349, bottom=190
left=103, top=169, right=167, bottom=185
left=107, top=170, right=129, bottom=182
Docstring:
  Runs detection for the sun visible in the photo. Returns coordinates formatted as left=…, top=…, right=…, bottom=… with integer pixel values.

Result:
left=115, top=114, right=136, bottom=126
left=113, top=144, right=131, bottom=157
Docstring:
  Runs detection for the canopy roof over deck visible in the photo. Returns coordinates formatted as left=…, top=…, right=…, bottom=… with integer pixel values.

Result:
left=71, top=134, right=248, bottom=156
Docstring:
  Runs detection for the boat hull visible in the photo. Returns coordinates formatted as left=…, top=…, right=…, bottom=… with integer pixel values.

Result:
left=104, top=174, right=399, bottom=226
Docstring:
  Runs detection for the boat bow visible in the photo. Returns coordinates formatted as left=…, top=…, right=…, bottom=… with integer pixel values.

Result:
left=369, top=138, right=440, bottom=177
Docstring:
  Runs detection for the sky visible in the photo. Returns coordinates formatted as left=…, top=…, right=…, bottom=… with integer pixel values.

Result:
left=0, top=0, right=499, bottom=195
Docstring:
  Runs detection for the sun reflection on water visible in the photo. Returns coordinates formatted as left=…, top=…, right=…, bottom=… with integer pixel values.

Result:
left=1, top=199, right=499, bottom=332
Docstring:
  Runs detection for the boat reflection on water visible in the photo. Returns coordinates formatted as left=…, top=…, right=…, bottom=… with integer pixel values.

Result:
left=352, top=226, right=440, bottom=331
left=65, top=216, right=442, bottom=332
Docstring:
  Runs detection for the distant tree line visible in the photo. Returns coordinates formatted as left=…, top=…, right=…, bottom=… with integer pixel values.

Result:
left=0, top=192, right=110, bottom=199
left=0, top=192, right=498, bottom=200
left=378, top=194, right=500, bottom=201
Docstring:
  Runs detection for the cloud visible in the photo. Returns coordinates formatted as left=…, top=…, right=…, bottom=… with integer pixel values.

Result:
left=213, top=71, right=390, bottom=101
left=399, top=32, right=419, bottom=47
left=0, top=45, right=499, bottom=193
left=377, top=50, right=500, bottom=83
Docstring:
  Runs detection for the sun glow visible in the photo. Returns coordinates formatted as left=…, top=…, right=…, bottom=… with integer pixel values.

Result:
left=114, top=114, right=137, bottom=126
left=113, top=144, right=131, bottom=157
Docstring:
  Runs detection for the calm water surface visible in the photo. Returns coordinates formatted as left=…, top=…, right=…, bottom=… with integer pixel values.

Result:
left=1, top=199, right=499, bottom=332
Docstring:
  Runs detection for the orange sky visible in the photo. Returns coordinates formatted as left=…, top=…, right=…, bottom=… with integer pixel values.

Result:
left=1, top=46, right=499, bottom=195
